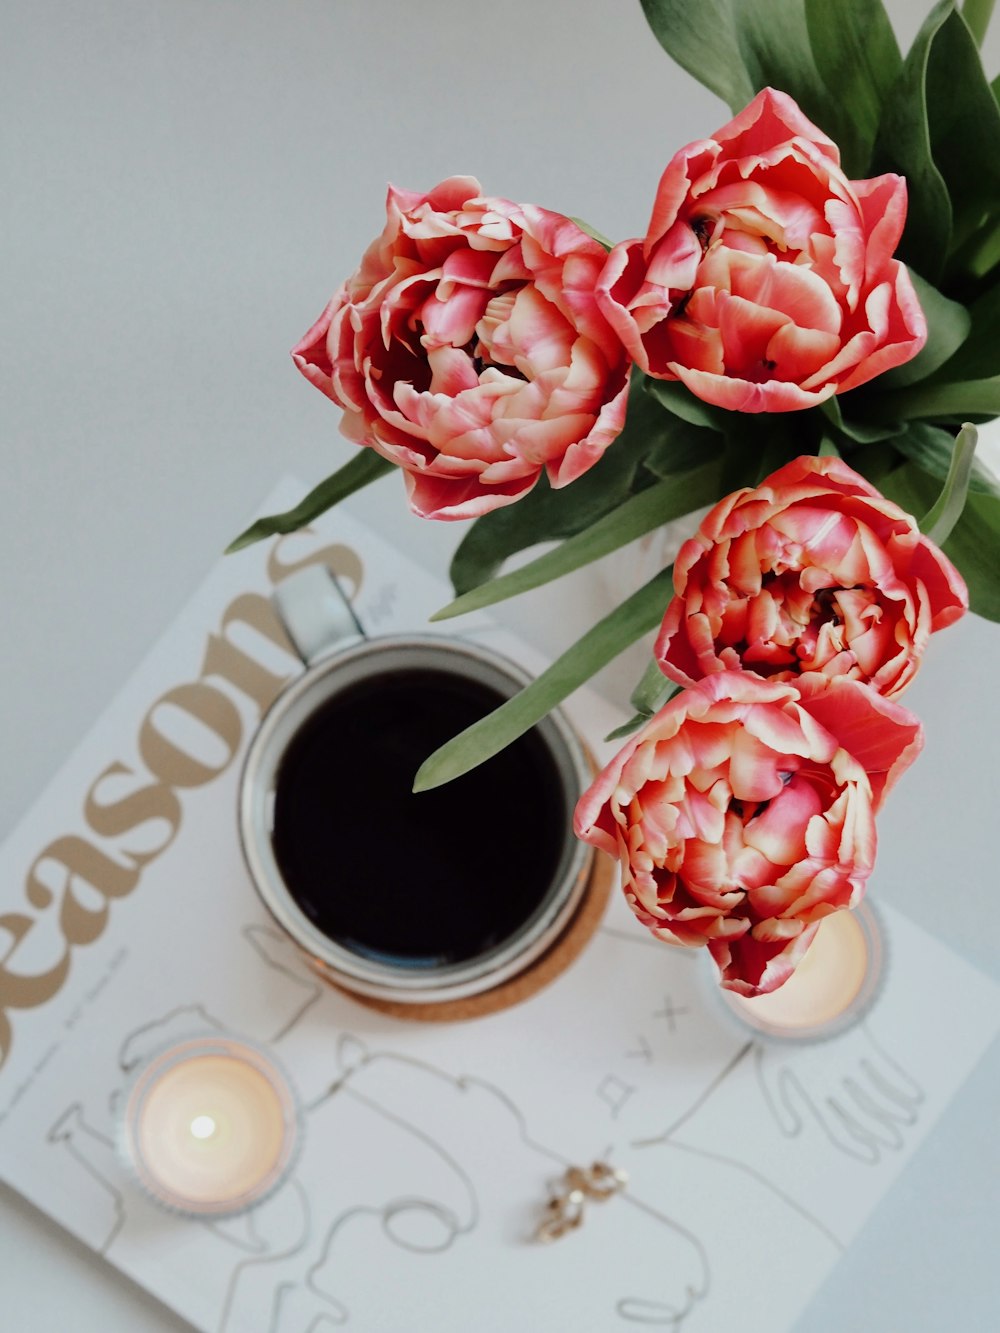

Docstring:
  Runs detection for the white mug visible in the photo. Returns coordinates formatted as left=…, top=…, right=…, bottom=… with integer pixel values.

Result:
left=238, top=566, right=594, bottom=1006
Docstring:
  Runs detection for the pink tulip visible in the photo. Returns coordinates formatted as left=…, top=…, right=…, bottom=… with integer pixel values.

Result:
left=574, top=672, right=922, bottom=995
left=655, top=455, right=968, bottom=699
left=597, top=89, right=926, bottom=411
left=293, top=178, right=631, bottom=519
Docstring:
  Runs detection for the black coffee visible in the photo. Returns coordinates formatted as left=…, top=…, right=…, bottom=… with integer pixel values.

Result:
left=271, top=667, right=570, bottom=968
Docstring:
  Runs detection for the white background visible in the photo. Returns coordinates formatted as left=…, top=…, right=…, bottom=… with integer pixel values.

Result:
left=3, top=2, right=999, bottom=1329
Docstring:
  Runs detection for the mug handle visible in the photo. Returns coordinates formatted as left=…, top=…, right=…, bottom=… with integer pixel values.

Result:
left=272, top=564, right=366, bottom=665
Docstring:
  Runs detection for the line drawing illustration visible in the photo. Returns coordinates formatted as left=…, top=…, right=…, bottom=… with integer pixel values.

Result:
left=46, top=1103, right=127, bottom=1255
left=37, top=905, right=940, bottom=1332
left=625, top=1037, right=846, bottom=1261
left=660, top=1138, right=846, bottom=1256
left=241, top=924, right=323, bottom=1042
left=597, top=1074, right=637, bottom=1120
left=752, top=1023, right=926, bottom=1166
left=626, top=1036, right=654, bottom=1063
left=627, top=1019, right=927, bottom=1256
left=282, top=1040, right=711, bottom=1330
left=633, top=1043, right=755, bottom=1148
left=46, top=1016, right=716, bottom=1331
left=117, top=1004, right=227, bottom=1073
left=113, top=923, right=323, bottom=1076
left=652, top=995, right=690, bottom=1032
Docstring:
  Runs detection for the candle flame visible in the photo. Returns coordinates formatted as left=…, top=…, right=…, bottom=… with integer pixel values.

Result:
left=190, top=1114, right=217, bottom=1140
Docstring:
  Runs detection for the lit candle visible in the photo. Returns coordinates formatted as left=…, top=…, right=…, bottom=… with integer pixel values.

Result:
left=122, top=1037, right=299, bottom=1215
left=722, top=903, right=882, bottom=1039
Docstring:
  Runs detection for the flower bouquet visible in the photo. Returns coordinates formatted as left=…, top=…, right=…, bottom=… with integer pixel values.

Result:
left=230, top=0, right=1000, bottom=998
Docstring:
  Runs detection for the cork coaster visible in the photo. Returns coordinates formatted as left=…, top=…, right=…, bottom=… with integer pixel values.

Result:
left=330, top=848, right=616, bottom=1023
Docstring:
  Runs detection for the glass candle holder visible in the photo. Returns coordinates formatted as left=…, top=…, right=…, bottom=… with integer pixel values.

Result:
left=121, top=1036, right=300, bottom=1216
left=719, top=901, right=885, bottom=1042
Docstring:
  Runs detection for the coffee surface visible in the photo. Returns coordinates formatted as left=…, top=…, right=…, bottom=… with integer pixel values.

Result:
left=271, top=667, right=569, bottom=967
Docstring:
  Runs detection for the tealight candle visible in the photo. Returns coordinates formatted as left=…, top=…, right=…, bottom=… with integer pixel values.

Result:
left=721, top=902, right=883, bottom=1040
left=122, top=1036, right=299, bottom=1215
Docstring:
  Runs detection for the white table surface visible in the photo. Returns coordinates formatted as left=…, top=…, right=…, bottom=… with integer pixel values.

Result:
left=3, top=3, right=999, bottom=1329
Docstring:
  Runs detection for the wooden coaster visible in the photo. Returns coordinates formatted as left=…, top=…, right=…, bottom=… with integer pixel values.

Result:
left=331, top=848, right=616, bottom=1023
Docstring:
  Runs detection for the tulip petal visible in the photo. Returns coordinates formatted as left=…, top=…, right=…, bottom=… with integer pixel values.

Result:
left=574, top=659, right=905, bottom=998
left=294, top=178, right=631, bottom=519
left=796, top=675, right=923, bottom=807
left=669, top=365, right=833, bottom=412
left=617, top=88, right=924, bottom=405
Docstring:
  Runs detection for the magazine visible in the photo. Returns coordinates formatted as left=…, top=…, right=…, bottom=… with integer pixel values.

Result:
left=1, top=484, right=996, bottom=1333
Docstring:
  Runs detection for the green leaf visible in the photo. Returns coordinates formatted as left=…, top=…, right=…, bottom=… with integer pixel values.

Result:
left=638, top=0, right=756, bottom=111
left=877, top=271, right=971, bottom=389
left=849, top=440, right=908, bottom=485
left=643, top=377, right=731, bottom=431
left=876, top=376, right=1000, bottom=421
left=706, top=409, right=823, bottom=491
left=710, top=411, right=807, bottom=497
left=963, top=0, right=997, bottom=47
left=643, top=419, right=723, bottom=480
left=630, top=653, right=675, bottom=715
left=817, top=434, right=841, bottom=458
left=819, top=394, right=905, bottom=443
left=891, top=420, right=1000, bottom=496
left=225, top=451, right=395, bottom=553
left=928, top=273, right=1000, bottom=382
left=449, top=476, right=596, bottom=598
left=641, top=0, right=895, bottom=176
left=626, top=385, right=723, bottom=478
left=955, top=219, right=1000, bottom=281
left=433, top=460, right=721, bottom=620
left=448, top=379, right=649, bottom=595
left=447, top=372, right=720, bottom=597
left=923, top=6, right=1000, bottom=261
left=804, top=0, right=902, bottom=175
left=939, top=490, right=1000, bottom=620
left=752, top=436, right=807, bottom=484
left=604, top=655, right=682, bottom=743
left=874, top=4, right=1000, bottom=280
left=569, top=216, right=613, bottom=252
left=871, top=1, right=954, bottom=280
left=880, top=459, right=1000, bottom=621
left=605, top=712, right=656, bottom=743
left=720, top=1, right=822, bottom=123
left=918, top=422, right=979, bottom=544
left=413, top=568, right=675, bottom=790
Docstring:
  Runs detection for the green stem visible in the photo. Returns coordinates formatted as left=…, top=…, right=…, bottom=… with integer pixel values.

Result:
left=963, top=0, right=996, bottom=47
